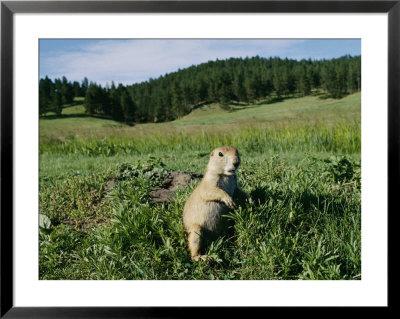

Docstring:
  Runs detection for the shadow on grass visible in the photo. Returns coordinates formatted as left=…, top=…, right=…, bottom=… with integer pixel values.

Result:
left=256, top=96, right=286, bottom=105
left=318, top=92, right=350, bottom=100
left=250, top=186, right=272, bottom=205
left=40, top=113, right=123, bottom=123
left=41, top=113, right=90, bottom=120
left=227, top=96, right=290, bottom=113
left=250, top=184, right=347, bottom=219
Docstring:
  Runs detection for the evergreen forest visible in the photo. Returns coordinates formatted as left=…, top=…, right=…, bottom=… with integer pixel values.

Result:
left=39, top=55, right=361, bottom=123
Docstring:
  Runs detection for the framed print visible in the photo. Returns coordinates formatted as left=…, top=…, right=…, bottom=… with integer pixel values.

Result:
left=1, top=0, right=396, bottom=317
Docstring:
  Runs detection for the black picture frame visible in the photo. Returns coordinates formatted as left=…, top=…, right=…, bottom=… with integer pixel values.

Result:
left=1, top=1, right=396, bottom=317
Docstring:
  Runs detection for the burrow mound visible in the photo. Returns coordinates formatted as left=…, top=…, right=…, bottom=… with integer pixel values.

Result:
left=149, top=171, right=202, bottom=204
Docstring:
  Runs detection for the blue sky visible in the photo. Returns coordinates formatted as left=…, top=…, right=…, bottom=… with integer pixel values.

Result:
left=40, top=39, right=361, bottom=86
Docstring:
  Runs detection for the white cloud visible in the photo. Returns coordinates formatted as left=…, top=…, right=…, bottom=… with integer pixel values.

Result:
left=40, top=39, right=306, bottom=86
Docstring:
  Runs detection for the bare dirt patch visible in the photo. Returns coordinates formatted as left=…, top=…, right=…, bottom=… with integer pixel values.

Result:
left=149, top=171, right=202, bottom=204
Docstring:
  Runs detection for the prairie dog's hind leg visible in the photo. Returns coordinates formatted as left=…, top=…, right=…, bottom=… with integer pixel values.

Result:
left=187, top=224, right=210, bottom=261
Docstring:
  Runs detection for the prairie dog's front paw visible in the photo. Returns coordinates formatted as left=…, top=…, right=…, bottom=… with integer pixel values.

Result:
left=223, top=196, right=236, bottom=209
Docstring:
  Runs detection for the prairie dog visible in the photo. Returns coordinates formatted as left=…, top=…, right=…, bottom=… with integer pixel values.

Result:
left=183, top=146, right=249, bottom=261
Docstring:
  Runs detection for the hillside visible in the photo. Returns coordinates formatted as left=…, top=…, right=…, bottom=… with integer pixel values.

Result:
left=40, top=55, right=361, bottom=124
left=40, top=92, right=361, bottom=144
left=174, top=92, right=360, bottom=126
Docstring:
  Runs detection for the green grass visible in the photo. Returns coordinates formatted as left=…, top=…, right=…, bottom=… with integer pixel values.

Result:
left=39, top=93, right=361, bottom=280
left=175, top=93, right=360, bottom=126
left=40, top=92, right=360, bottom=143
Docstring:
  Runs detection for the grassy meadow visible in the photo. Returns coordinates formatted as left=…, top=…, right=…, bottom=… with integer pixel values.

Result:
left=39, top=92, right=361, bottom=280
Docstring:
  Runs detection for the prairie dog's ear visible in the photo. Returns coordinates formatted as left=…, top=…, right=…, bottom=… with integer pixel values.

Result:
left=211, top=150, right=214, bottom=156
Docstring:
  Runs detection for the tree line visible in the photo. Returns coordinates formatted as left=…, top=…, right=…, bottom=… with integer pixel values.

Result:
left=39, top=76, right=89, bottom=116
left=39, top=55, right=361, bottom=122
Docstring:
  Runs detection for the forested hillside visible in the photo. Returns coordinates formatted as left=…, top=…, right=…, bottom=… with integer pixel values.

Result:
left=39, top=55, right=361, bottom=123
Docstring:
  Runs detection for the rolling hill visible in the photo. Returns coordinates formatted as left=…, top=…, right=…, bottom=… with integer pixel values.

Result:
left=40, top=92, right=361, bottom=143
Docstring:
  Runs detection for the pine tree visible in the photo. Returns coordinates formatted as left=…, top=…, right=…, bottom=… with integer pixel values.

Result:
left=39, top=76, right=54, bottom=115
left=295, top=65, right=311, bottom=96
left=84, top=84, right=106, bottom=115
left=81, top=77, right=89, bottom=96
left=273, top=70, right=285, bottom=98
left=72, top=81, right=82, bottom=98
left=260, top=72, right=273, bottom=99
left=245, top=71, right=261, bottom=103
left=218, top=70, right=233, bottom=107
left=282, top=68, right=296, bottom=96
left=53, top=90, right=62, bottom=116
left=195, top=77, right=208, bottom=103
left=61, top=76, right=74, bottom=105
left=108, top=82, right=124, bottom=120
left=233, top=71, right=247, bottom=102
left=171, top=81, right=184, bottom=118
left=120, top=90, right=135, bottom=124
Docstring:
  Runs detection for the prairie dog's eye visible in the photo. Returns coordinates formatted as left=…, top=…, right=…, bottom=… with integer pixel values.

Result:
left=218, top=152, right=224, bottom=157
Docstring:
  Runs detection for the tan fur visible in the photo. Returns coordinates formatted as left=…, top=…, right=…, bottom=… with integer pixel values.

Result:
left=183, top=146, right=249, bottom=261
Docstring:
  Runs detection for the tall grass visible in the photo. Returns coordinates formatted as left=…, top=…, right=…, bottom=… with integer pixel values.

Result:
left=40, top=121, right=360, bottom=156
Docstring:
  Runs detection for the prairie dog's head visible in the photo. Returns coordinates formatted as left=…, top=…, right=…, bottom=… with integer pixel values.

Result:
left=207, top=146, right=240, bottom=176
